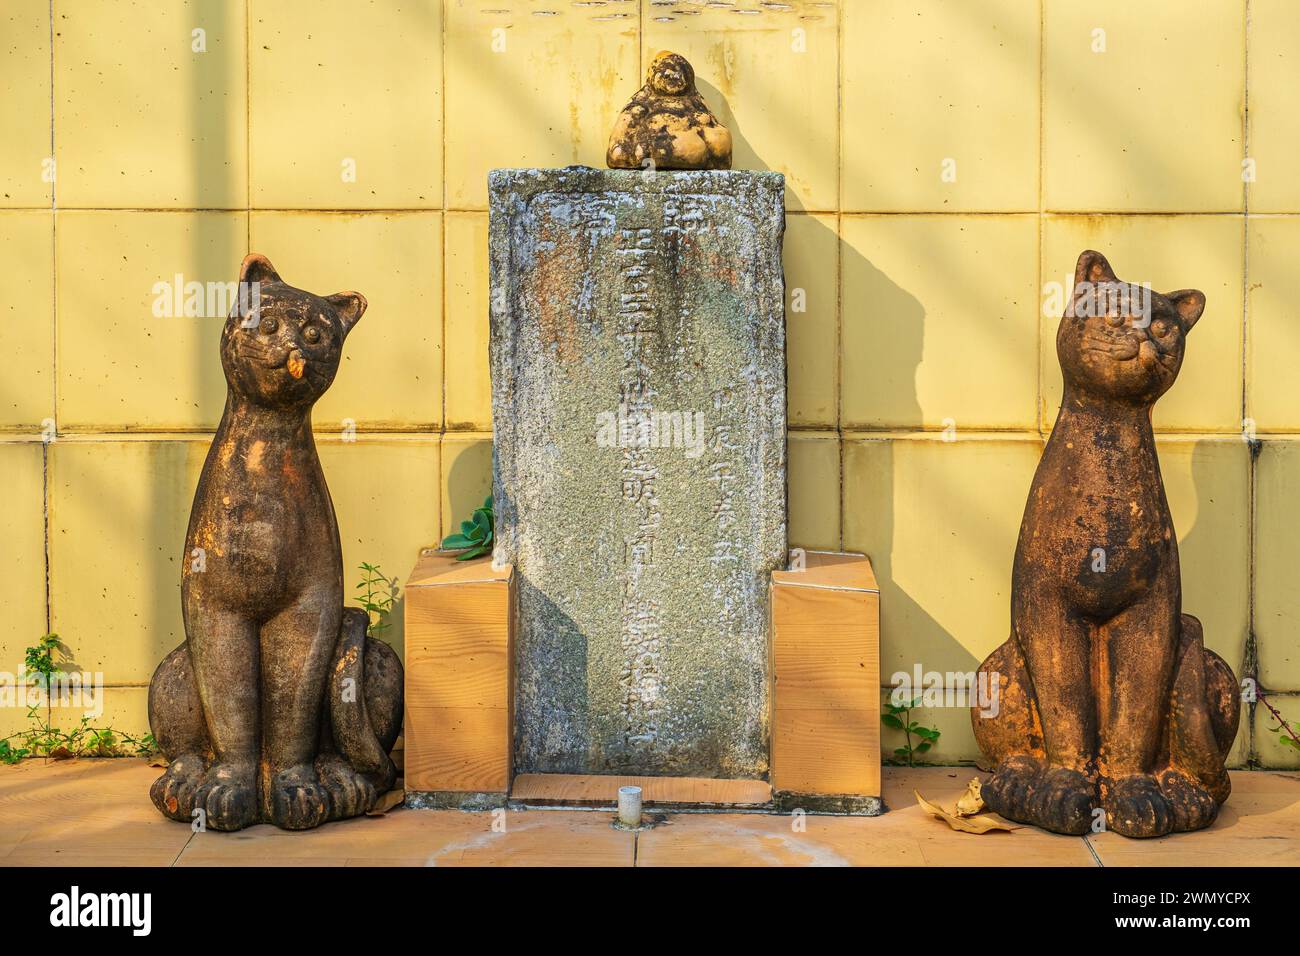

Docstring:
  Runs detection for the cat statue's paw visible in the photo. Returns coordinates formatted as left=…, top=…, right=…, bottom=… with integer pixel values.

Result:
left=270, top=764, right=332, bottom=830
left=192, top=761, right=259, bottom=831
left=317, top=753, right=380, bottom=820
left=982, top=755, right=1041, bottom=821
left=149, top=752, right=207, bottom=822
left=983, top=755, right=1096, bottom=835
left=1104, top=774, right=1174, bottom=838
left=1157, top=768, right=1219, bottom=833
left=1031, top=766, right=1096, bottom=835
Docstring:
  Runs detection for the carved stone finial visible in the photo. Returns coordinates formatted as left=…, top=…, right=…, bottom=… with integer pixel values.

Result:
left=606, top=51, right=732, bottom=170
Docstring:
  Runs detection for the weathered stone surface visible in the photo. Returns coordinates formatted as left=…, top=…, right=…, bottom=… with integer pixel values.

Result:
left=490, top=167, right=786, bottom=779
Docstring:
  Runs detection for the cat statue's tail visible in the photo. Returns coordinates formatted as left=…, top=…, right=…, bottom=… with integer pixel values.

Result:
left=325, top=607, right=402, bottom=796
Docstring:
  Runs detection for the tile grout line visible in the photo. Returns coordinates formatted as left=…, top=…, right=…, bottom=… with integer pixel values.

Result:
left=440, top=0, right=447, bottom=433
left=1036, top=0, right=1045, bottom=439
left=1241, top=0, right=1251, bottom=433
left=1083, top=834, right=1104, bottom=867
left=43, top=0, right=55, bottom=744
left=245, top=0, right=252, bottom=244
left=835, top=0, right=844, bottom=552
left=170, top=827, right=197, bottom=868
left=1242, top=450, right=1255, bottom=788
left=4, top=426, right=1286, bottom=441
left=28, top=680, right=1300, bottom=698
left=1241, top=0, right=1258, bottom=764
left=47, top=0, right=56, bottom=434
left=20, top=206, right=1295, bottom=216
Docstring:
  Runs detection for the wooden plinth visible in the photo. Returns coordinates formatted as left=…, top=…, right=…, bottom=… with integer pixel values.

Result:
left=510, top=773, right=772, bottom=808
left=404, top=550, right=513, bottom=796
left=403, top=548, right=881, bottom=814
left=771, top=551, right=881, bottom=808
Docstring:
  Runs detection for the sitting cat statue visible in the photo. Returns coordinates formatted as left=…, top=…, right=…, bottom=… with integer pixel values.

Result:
left=148, top=253, right=402, bottom=831
left=973, top=250, right=1239, bottom=839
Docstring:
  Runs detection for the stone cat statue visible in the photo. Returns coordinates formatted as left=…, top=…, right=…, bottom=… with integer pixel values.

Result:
left=148, top=253, right=402, bottom=831
left=973, top=250, right=1239, bottom=839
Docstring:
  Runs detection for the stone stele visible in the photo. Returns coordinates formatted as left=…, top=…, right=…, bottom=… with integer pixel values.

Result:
left=489, top=167, right=787, bottom=779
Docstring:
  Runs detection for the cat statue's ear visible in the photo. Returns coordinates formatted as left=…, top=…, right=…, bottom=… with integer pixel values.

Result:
left=239, top=253, right=282, bottom=286
left=327, top=291, right=367, bottom=336
left=1074, top=249, right=1117, bottom=289
left=1167, top=289, right=1205, bottom=331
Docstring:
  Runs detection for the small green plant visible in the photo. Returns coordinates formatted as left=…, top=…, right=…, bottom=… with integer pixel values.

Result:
left=1, top=635, right=159, bottom=764
left=441, top=495, right=494, bottom=560
left=882, top=696, right=941, bottom=767
left=23, top=633, right=63, bottom=688
left=355, top=562, right=398, bottom=636
left=0, top=706, right=158, bottom=765
left=1260, top=693, right=1300, bottom=754
left=0, top=737, right=30, bottom=765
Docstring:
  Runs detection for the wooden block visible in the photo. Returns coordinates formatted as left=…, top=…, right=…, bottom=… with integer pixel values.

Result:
left=404, top=549, right=513, bottom=794
left=406, top=583, right=510, bottom=707
left=404, top=706, right=511, bottom=793
left=510, top=773, right=771, bottom=807
left=772, top=548, right=878, bottom=591
left=771, top=551, right=881, bottom=799
left=772, top=708, right=878, bottom=796
left=408, top=549, right=512, bottom=588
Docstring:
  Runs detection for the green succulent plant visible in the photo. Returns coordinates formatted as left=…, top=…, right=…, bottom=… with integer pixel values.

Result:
left=442, top=495, right=494, bottom=561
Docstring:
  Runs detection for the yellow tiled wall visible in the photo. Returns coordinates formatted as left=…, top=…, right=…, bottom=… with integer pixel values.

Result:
left=2, top=0, right=1295, bottom=767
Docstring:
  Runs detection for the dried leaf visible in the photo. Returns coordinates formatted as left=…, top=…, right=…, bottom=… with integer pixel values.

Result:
left=915, top=790, right=1017, bottom=834
left=366, top=785, right=405, bottom=816
left=954, top=778, right=985, bottom=817
left=147, top=754, right=169, bottom=768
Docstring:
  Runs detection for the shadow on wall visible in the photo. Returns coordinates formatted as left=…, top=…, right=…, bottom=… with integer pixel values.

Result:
left=81, top=27, right=241, bottom=728
left=696, top=76, right=811, bottom=214
left=711, top=82, right=954, bottom=704
left=1179, top=437, right=1253, bottom=767
left=445, top=440, right=495, bottom=540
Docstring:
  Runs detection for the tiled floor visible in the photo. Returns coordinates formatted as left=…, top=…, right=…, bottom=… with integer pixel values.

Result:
left=1, top=760, right=1296, bottom=867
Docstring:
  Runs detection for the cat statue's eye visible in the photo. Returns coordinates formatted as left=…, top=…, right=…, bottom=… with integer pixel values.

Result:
left=259, top=316, right=279, bottom=335
left=303, top=325, right=321, bottom=344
